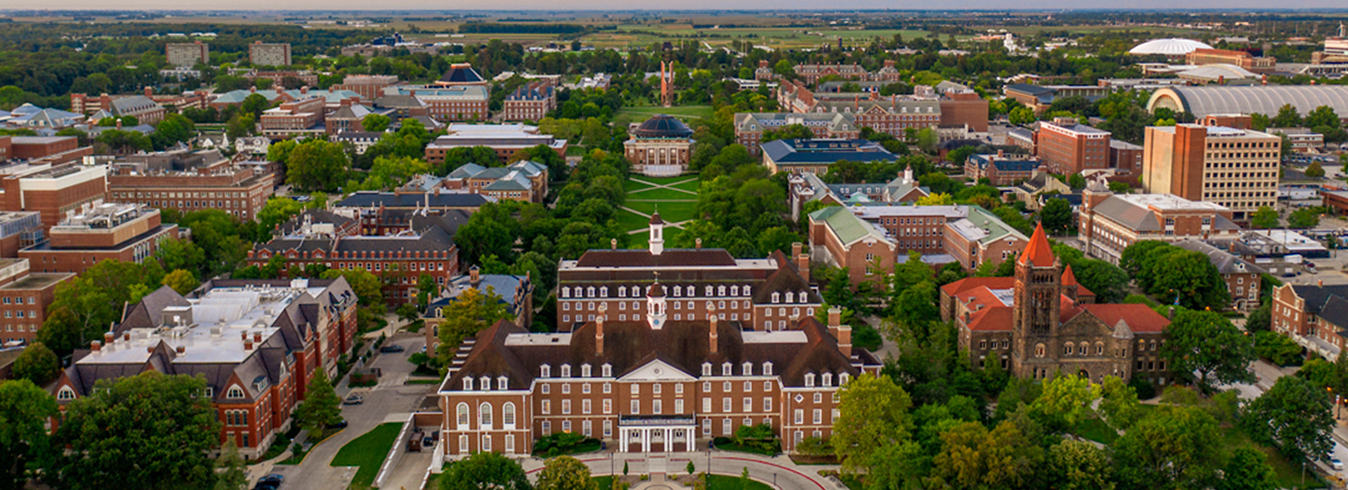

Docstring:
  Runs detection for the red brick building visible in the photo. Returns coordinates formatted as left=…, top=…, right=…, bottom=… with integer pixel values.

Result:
left=331, top=75, right=400, bottom=101
left=1078, top=184, right=1242, bottom=265
left=500, top=82, right=556, bottom=122
left=259, top=97, right=326, bottom=138
left=1036, top=118, right=1112, bottom=175
left=438, top=302, right=880, bottom=457
left=964, top=152, right=1041, bottom=186
left=1271, top=283, right=1348, bottom=359
left=248, top=216, right=460, bottom=306
left=425, top=124, right=566, bottom=165
left=51, top=277, right=358, bottom=459
left=938, top=91, right=990, bottom=133
left=1186, top=48, right=1276, bottom=73
left=0, top=258, right=74, bottom=345
left=0, top=162, right=108, bottom=231
left=69, top=90, right=169, bottom=125
left=106, top=149, right=276, bottom=221
left=19, top=203, right=181, bottom=275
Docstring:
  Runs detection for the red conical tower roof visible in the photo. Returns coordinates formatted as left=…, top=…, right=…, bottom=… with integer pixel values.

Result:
left=1062, top=263, right=1080, bottom=286
left=1018, top=221, right=1056, bottom=267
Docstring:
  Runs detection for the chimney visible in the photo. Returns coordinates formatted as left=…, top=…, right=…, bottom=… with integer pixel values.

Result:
left=301, top=86, right=309, bottom=95
left=611, top=238, right=618, bottom=250
left=1262, top=74, right=1268, bottom=86
left=997, top=149, right=1005, bottom=159
left=91, top=340, right=102, bottom=352
left=145, top=86, right=153, bottom=97
left=828, top=307, right=841, bottom=331
left=253, top=332, right=262, bottom=343
left=104, top=331, right=114, bottom=345
left=709, top=305, right=719, bottom=354
left=116, top=119, right=122, bottom=130
left=792, top=242, right=802, bottom=257
left=123, top=332, right=130, bottom=342
left=176, top=346, right=186, bottom=355
left=241, top=331, right=248, bottom=341
left=470, top=266, right=480, bottom=286
left=837, top=322, right=852, bottom=357
left=695, top=238, right=702, bottom=249
left=244, top=339, right=254, bottom=351
left=596, top=304, right=606, bottom=356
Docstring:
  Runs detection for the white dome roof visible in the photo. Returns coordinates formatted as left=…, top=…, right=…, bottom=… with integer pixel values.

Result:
left=1129, top=38, right=1213, bottom=56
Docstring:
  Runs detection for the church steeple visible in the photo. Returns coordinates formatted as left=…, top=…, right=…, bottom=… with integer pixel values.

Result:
left=649, top=211, right=665, bottom=256
left=646, top=272, right=667, bottom=330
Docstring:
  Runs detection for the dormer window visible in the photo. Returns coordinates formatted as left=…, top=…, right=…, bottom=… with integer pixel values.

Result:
left=497, top=376, right=508, bottom=390
left=541, top=364, right=551, bottom=378
left=464, top=377, right=474, bottom=390
left=702, top=362, right=713, bottom=376
left=582, top=364, right=592, bottom=378
left=805, top=373, right=816, bottom=387
left=822, top=373, right=833, bottom=387
left=673, top=286, right=681, bottom=297
left=561, top=364, right=571, bottom=378
left=602, top=363, right=612, bottom=377
left=763, top=362, right=773, bottom=376
left=587, top=287, right=595, bottom=297
left=772, top=292, right=780, bottom=304
left=799, top=291, right=807, bottom=303
left=574, top=287, right=583, bottom=298
left=706, top=286, right=714, bottom=296
left=785, top=292, right=794, bottom=303
left=632, top=286, right=641, bottom=297
left=57, top=387, right=75, bottom=400
left=480, top=376, right=490, bottom=391
left=619, top=287, right=627, bottom=298
left=743, top=285, right=751, bottom=296
left=840, top=373, right=850, bottom=385
left=742, top=362, right=753, bottom=376
left=227, top=386, right=244, bottom=399
left=731, top=285, right=739, bottom=296
left=600, top=287, right=608, bottom=297
left=718, top=286, right=727, bottom=296
left=722, top=362, right=733, bottom=376
left=686, top=286, right=695, bottom=296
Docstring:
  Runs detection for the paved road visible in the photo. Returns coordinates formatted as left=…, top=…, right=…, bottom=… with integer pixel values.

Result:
left=521, top=450, right=844, bottom=490
left=249, top=333, right=436, bottom=490
left=1219, top=358, right=1348, bottom=482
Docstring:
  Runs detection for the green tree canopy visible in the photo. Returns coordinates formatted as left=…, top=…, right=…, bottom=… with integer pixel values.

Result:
left=1242, top=375, right=1335, bottom=463
left=1250, top=206, right=1280, bottom=229
left=294, top=370, right=342, bottom=433
left=440, top=451, right=531, bottom=490
left=534, top=456, right=598, bottom=490
left=11, top=342, right=60, bottom=386
left=833, top=374, right=914, bottom=475
left=51, top=373, right=222, bottom=490
left=1160, top=310, right=1256, bottom=390
left=0, top=379, right=59, bottom=490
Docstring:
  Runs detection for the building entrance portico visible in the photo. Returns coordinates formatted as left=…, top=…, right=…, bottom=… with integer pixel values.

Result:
left=619, top=416, right=696, bottom=452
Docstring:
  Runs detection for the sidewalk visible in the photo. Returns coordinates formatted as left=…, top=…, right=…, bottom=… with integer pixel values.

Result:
left=514, top=447, right=844, bottom=490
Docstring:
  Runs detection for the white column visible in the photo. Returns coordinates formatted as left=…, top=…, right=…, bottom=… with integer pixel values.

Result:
left=620, top=428, right=627, bottom=452
left=642, top=428, right=650, bottom=453
left=687, top=426, right=694, bottom=452
left=664, top=428, right=672, bottom=452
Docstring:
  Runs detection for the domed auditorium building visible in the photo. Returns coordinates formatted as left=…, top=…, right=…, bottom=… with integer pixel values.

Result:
left=625, top=115, right=695, bottom=177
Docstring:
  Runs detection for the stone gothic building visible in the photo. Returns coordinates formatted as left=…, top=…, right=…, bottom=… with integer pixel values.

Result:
left=941, top=223, right=1173, bottom=385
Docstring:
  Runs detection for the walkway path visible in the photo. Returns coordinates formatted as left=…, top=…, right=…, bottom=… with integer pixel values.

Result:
left=627, top=177, right=700, bottom=196
left=519, top=450, right=846, bottom=490
left=620, top=205, right=693, bottom=234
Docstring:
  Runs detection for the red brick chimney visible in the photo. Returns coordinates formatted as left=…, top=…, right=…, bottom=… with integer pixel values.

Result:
left=828, top=307, right=851, bottom=357
left=91, top=340, right=102, bottom=352
left=104, top=331, right=114, bottom=345
left=253, top=332, right=262, bottom=343
left=695, top=238, right=702, bottom=249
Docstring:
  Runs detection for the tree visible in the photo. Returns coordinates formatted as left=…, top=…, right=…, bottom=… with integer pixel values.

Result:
left=396, top=301, right=421, bottom=325
left=1112, top=405, right=1221, bottom=490
left=213, top=441, right=247, bottom=490
left=51, top=373, right=221, bottom=490
left=1161, top=310, right=1256, bottom=390
left=915, top=193, right=953, bottom=206
left=1250, top=206, right=1280, bottom=229
left=1096, top=376, right=1143, bottom=430
left=1242, top=375, right=1334, bottom=463
left=1271, top=103, right=1302, bottom=128
left=239, top=93, right=271, bottom=118
left=0, top=379, right=59, bottom=490
left=1306, top=161, right=1326, bottom=178
left=294, top=370, right=342, bottom=434
left=1216, top=447, right=1276, bottom=490
left=1009, top=107, right=1036, bottom=126
left=929, top=420, right=1044, bottom=490
left=1030, top=373, right=1100, bottom=433
left=1040, top=197, right=1074, bottom=233
left=534, top=456, right=598, bottom=490
left=161, top=269, right=199, bottom=295
left=439, top=451, right=530, bottom=490
left=435, top=287, right=510, bottom=360
left=285, top=140, right=350, bottom=192
left=361, top=113, right=392, bottom=132
left=11, top=342, right=60, bottom=386
left=41, top=260, right=162, bottom=357
left=1048, top=440, right=1114, bottom=490
left=832, top=374, right=914, bottom=475
left=1071, top=260, right=1129, bottom=304
left=1288, top=207, right=1322, bottom=229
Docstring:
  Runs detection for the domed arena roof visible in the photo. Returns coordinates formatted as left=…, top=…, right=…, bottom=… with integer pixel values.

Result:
left=632, top=114, right=694, bottom=138
left=1128, top=38, right=1213, bottom=56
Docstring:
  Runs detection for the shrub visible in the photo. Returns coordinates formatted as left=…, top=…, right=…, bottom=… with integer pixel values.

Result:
left=1128, top=377, right=1157, bottom=400
left=1254, top=331, right=1304, bottom=366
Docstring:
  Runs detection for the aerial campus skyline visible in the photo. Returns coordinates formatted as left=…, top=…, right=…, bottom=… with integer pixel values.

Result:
left=12, top=1, right=1348, bottom=11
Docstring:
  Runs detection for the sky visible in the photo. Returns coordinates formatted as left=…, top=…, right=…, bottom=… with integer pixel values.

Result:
left=15, top=1, right=1348, bottom=10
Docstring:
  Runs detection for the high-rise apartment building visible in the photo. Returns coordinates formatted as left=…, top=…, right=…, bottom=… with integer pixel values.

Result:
left=1143, top=124, right=1279, bottom=222
left=1036, top=118, right=1111, bottom=175
left=248, top=42, right=292, bottom=67
left=165, top=41, right=209, bottom=67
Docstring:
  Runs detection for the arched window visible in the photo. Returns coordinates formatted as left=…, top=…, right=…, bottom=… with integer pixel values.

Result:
left=1035, top=344, right=1046, bottom=358
left=503, top=402, right=516, bottom=426
left=839, top=373, right=849, bottom=385
left=561, top=364, right=571, bottom=378
left=587, top=287, right=596, bottom=297
left=457, top=403, right=470, bottom=428
left=479, top=403, right=493, bottom=428
left=1095, top=343, right=1105, bottom=356
left=1064, top=343, right=1074, bottom=356
left=772, top=292, right=780, bottom=303
left=227, top=386, right=244, bottom=399
left=497, top=376, right=508, bottom=390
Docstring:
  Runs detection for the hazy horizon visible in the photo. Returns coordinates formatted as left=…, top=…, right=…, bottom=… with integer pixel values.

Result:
left=10, top=1, right=1348, bottom=11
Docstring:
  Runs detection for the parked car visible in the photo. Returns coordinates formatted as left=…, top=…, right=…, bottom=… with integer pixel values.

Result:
left=1333, top=458, right=1344, bottom=471
left=379, top=345, right=405, bottom=353
left=343, top=394, right=364, bottom=405
left=254, top=474, right=284, bottom=490
left=328, top=419, right=348, bottom=430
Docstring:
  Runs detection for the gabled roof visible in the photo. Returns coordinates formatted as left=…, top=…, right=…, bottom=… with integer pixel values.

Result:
left=1061, top=264, right=1095, bottom=298
left=808, top=205, right=891, bottom=248
left=573, top=249, right=738, bottom=268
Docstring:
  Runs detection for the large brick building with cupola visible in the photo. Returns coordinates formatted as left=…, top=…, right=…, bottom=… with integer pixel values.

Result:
left=435, top=215, right=880, bottom=457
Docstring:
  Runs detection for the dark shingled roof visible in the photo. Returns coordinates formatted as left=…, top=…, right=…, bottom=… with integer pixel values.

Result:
left=438, top=64, right=485, bottom=84
left=574, top=249, right=739, bottom=268
left=334, top=191, right=492, bottom=209
left=631, top=114, right=694, bottom=139
left=445, top=315, right=874, bottom=392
